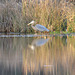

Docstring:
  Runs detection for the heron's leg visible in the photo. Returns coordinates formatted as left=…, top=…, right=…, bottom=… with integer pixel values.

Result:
left=43, top=31, right=46, bottom=34
left=34, top=31, right=36, bottom=33
left=44, top=31, right=46, bottom=34
left=37, top=30, right=40, bottom=34
left=41, top=31, right=43, bottom=35
left=34, top=31, right=37, bottom=35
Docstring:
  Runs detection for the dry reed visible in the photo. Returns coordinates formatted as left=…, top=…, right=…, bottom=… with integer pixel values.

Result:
left=0, top=0, right=75, bottom=33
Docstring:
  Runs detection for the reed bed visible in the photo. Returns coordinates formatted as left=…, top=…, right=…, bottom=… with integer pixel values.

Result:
left=0, top=0, right=75, bottom=33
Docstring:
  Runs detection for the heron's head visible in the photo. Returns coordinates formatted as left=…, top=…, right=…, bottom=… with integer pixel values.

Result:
left=27, top=20, right=35, bottom=25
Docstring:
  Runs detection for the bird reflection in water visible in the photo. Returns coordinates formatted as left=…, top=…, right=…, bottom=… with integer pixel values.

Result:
left=28, top=38, right=49, bottom=50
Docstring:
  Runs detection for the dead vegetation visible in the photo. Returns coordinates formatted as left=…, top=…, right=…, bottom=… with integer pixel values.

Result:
left=0, top=0, right=75, bottom=33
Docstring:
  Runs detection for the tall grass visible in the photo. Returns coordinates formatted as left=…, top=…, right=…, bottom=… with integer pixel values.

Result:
left=22, top=0, right=75, bottom=32
left=0, top=0, right=25, bottom=32
left=0, top=0, right=75, bottom=33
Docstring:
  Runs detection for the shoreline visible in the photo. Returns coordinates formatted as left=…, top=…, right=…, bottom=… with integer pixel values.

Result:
left=0, top=32, right=75, bottom=38
left=0, top=31, right=75, bottom=34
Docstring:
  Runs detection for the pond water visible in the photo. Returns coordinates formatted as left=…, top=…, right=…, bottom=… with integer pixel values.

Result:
left=0, top=34, right=75, bottom=75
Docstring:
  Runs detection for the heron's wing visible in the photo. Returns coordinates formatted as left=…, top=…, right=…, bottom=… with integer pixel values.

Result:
left=35, top=24, right=49, bottom=32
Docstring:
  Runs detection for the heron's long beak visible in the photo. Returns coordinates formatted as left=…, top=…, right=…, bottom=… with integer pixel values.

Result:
left=27, top=23, right=31, bottom=25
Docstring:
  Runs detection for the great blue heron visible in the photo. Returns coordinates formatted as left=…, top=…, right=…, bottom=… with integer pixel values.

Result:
left=28, top=21, right=49, bottom=32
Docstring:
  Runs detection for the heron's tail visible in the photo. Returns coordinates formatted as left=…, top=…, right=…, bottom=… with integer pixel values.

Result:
left=46, top=29, right=49, bottom=32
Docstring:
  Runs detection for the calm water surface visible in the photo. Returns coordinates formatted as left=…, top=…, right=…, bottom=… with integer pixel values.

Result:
left=0, top=34, right=75, bottom=75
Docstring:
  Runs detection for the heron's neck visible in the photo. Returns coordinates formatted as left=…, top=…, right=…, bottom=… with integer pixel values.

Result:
left=31, top=24, right=36, bottom=30
left=31, top=23, right=35, bottom=26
